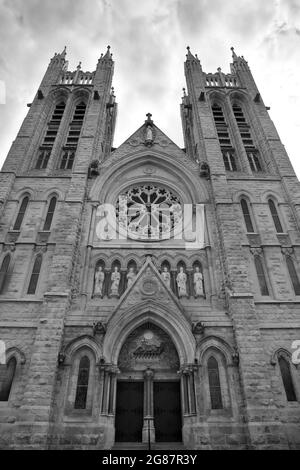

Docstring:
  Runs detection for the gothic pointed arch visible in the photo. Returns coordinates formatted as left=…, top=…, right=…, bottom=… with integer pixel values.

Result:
left=103, top=300, right=196, bottom=366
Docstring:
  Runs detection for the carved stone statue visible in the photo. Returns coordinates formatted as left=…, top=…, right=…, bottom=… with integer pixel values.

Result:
left=127, top=266, right=137, bottom=289
left=176, top=266, right=187, bottom=297
left=110, top=266, right=120, bottom=297
left=193, top=266, right=204, bottom=297
left=146, top=125, right=153, bottom=141
left=94, top=265, right=105, bottom=297
left=161, top=266, right=171, bottom=289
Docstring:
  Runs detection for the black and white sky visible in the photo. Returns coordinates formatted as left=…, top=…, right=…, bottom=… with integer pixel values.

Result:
left=0, top=0, right=300, bottom=176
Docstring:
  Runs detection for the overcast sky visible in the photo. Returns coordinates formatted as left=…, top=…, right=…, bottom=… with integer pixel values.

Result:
left=0, top=0, right=300, bottom=177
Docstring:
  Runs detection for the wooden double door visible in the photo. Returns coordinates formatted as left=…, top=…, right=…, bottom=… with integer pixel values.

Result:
left=115, top=380, right=182, bottom=442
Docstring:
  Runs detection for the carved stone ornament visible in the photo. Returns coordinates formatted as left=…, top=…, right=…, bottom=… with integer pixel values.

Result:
left=58, top=352, right=66, bottom=365
left=118, top=323, right=179, bottom=371
left=93, top=321, right=107, bottom=336
left=281, top=247, right=294, bottom=256
left=192, top=322, right=205, bottom=335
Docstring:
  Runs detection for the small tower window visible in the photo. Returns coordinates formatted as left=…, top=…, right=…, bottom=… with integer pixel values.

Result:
left=0, top=357, right=16, bottom=401
left=60, top=150, right=75, bottom=170
left=286, top=257, right=300, bottom=295
left=240, top=198, right=254, bottom=233
left=13, top=196, right=29, bottom=231
left=0, top=255, right=11, bottom=294
left=43, top=197, right=57, bottom=231
left=59, top=102, right=86, bottom=170
left=27, top=254, right=43, bottom=295
left=74, top=356, right=90, bottom=409
left=278, top=355, right=297, bottom=402
left=254, top=256, right=269, bottom=296
left=247, top=152, right=262, bottom=172
left=223, top=151, right=237, bottom=171
left=207, top=356, right=223, bottom=409
left=268, top=199, right=283, bottom=233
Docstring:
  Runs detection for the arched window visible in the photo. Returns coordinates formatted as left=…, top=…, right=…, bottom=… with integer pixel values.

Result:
left=278, top=355, right=297, bottom=402
left=13, top=196, right=29, bottom=230
left=74, top=356, right=90, bottom=409
left=60, top=102, right=86, bottom=170
left=223, top=151, right=237, bottom=171
left=286, top=257, right=300, bottom=295
left=0, top=357, right=16, bottom=401
left=43, top=196, right=57, bottom=231
left=36, top=101, right=66, bottom=169
left=207, top=356, right=223, bottom=409
left=0, top=254, right=10, bottom=294
left=240, top=198, right=254, bottom=233
left=212, top=104, right=232, bottom=148
left=254, top=256, right=269, bottom=296
left=27, top=254, right=43, bottom=294
left=268, top=199, right=283, bottom=233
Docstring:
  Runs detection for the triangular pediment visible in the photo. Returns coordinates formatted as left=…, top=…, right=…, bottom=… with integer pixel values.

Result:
left=101, top=121, right=197, bottom=171
left=112, top=257, right=185, bottom=317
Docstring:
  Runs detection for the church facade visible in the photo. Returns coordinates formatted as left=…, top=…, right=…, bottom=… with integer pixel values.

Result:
left=0, top=45, right=300, bottom=450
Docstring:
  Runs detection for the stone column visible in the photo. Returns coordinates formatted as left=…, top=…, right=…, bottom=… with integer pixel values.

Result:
left=179, top=365, right=197, bottom=415
left=120, top=269, right=127, bottom=296
left=142, top=368, right=155, bottom=443
left=171, top=270, right=178, bottom=296
left=187, top=269, right=194, bottom=298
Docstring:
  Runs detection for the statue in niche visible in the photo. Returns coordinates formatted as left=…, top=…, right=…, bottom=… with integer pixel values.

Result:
left=161, top=266, right=171, bottom=289
left=193, top=266, right=204, bottom=297
left=126, top=266, right=137, bottom=289
left=146, top=125, right=153, bottom=142
left=94, top=265, right=105, bottom=297
left=176, top=266, right=187, bottom=298
left=110, top=266, right=121, bottom=297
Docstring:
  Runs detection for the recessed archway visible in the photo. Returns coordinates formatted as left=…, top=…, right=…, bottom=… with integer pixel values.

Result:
left=114, top=322, right=183, bottom=444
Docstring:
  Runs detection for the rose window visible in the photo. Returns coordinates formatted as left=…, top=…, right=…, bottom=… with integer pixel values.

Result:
left=117, top=185, right=182, bottom=240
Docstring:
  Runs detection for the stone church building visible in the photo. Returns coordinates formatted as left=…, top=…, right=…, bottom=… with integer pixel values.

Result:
left=0, top=45, right=300, bottom=450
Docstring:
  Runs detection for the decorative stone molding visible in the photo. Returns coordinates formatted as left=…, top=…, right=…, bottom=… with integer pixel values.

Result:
left=250, top=247, right=262, bottom=256
left=281, top=247, right=294, bottom=256
left=93, top=321, right=107, bottom=337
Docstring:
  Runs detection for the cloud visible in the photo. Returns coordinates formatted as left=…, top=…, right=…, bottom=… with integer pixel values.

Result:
left=0, top=0, right=300, bottom=178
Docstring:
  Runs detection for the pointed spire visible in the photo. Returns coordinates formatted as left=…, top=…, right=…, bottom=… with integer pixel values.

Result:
left=231, top=46, right=238, bottom=61
left=61, top=46, right=67, bottom=58
left=185, top=46, right=200, bottom=64
left=103, top=45, right=112, bottom=59
left=98, top=45, right=113, bottom=64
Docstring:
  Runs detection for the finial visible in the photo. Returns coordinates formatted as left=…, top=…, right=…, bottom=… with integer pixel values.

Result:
left=187, top=46, right=190, bottom=51
left=77, top=61, right=82, bottom=70
left=217, top=67, right=222, bottom=72
left=102, top=45, right=112, bottom=60
left=231, top=46, right=238, bottom=60
left=146, top=112, right=152, bottom=122
left=182, top=87, right=186, bottom=96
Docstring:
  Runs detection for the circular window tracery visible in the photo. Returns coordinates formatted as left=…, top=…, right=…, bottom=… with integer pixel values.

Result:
left=117, top=185, right=182, bottom=241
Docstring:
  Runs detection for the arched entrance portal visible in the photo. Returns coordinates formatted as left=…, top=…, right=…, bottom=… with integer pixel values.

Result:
left=115, top=323, right=182, bottom=444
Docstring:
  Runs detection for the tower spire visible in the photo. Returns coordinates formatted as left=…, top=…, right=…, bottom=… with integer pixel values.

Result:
left=231, top=46, right=238, bottom=62
left=186, top=46, right=198, bottom=61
